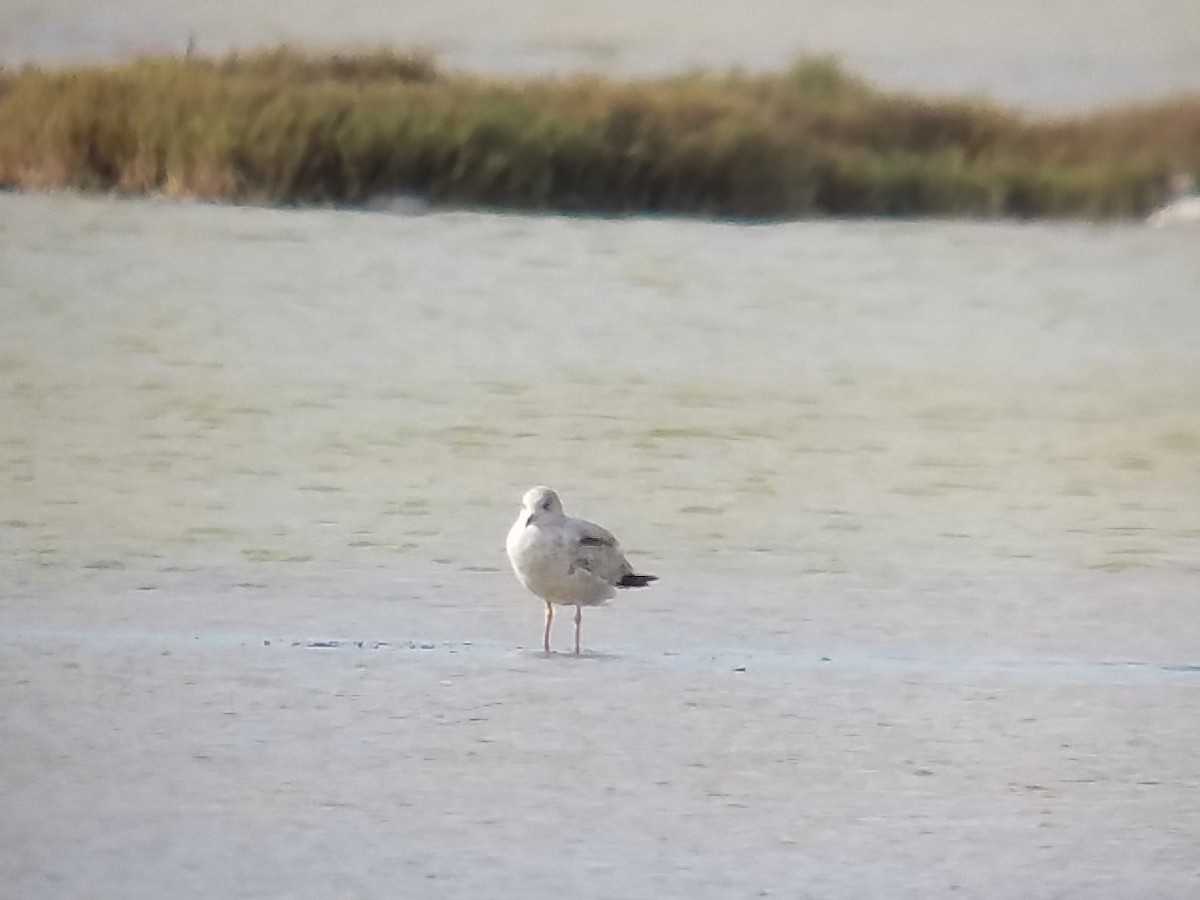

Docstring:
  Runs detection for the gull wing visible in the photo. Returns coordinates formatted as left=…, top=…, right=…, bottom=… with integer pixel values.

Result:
left=568, top=518, right=634, bottom=587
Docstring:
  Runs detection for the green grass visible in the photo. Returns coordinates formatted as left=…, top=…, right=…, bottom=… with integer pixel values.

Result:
left=0, top=47, right=1196, bottom=218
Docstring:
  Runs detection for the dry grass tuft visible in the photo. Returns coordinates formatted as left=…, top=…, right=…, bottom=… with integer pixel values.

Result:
left=0, top=48, right=1195, bottom=217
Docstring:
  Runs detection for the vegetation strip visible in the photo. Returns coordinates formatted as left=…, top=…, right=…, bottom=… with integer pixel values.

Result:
left=1, top=47, right=1197, bottom=218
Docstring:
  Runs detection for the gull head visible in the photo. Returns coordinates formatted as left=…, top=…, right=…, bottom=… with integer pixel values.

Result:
left=520, top=485, right=563, bottom=520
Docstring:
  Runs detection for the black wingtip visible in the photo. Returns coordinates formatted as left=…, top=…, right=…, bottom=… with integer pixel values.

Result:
left=617, top=573, right=658, bottom=588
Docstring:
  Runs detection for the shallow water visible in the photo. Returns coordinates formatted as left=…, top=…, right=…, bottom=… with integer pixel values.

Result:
left=3, top=190, right=1199, bottom=656
left=4, top=191, right=1200, bottom=899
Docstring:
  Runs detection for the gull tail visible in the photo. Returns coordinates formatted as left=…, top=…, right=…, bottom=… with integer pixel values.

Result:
left=617, top=573, right=658, bottom=588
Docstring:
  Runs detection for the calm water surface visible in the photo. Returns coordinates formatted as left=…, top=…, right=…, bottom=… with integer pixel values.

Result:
left=5, top=191, right=1200, bottom=900
left=2, top=191, right=1198, bottom=661
left=4, top=0, right=1200, bottom=110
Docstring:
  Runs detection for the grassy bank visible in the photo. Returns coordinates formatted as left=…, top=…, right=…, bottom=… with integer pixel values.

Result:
left=1, top=47, right=1197, bottom=218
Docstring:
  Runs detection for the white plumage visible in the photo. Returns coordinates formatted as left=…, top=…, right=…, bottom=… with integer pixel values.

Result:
left=506, top=486, right=657, bottom=654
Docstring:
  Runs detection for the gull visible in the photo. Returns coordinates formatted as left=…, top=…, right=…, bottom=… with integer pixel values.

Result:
left=506, top=486, right=657, bottom=654
left=1147, top=174, right=1200, bottom=227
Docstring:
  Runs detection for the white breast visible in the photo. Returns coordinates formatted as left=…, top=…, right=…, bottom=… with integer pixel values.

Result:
left=506, top=515, right=617, bottom=607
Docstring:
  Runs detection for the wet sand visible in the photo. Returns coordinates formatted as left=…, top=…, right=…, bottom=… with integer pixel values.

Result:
left=4, top=560, right=1200, bottom=899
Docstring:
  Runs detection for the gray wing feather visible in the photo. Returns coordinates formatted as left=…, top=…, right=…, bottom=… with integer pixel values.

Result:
left=569, top=518, right=633, bottom=585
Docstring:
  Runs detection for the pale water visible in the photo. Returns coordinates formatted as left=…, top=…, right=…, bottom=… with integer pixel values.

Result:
left=3, top=190, right=1199, bottom=659
left=4, top=0, right=1200, bottom=111
left=4, top=192, right=1200, bottom=900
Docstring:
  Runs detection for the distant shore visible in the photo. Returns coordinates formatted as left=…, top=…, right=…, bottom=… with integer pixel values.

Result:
left=1, top=47, right=1197, bottom=218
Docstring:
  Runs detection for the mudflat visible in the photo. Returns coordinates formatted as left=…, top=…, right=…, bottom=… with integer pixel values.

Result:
left=3, top=558, right=1199, bottom=899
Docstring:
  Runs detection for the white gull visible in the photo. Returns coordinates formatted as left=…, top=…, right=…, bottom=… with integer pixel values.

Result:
left=506, top=486, right=657, bottom=654
left=1147, top=174, right=1200, bottom=227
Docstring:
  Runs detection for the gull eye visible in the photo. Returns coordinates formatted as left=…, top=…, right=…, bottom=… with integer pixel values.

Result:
left=541, top=499, right=554, bottom=511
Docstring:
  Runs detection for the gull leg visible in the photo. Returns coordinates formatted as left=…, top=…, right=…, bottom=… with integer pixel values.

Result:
left=543, top=601, right=554, bottom=653
left=574, top=605, right=582, bottom=655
